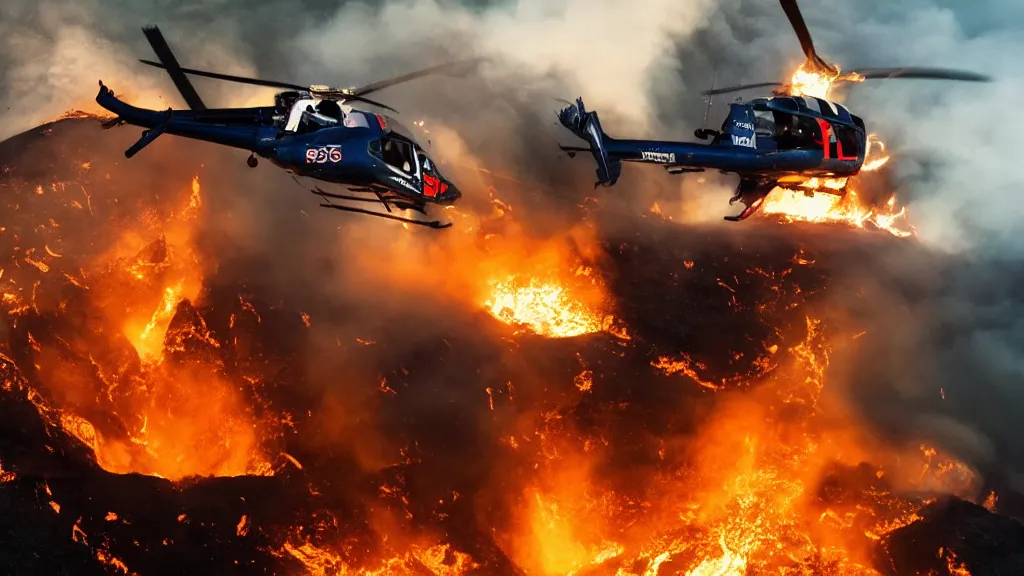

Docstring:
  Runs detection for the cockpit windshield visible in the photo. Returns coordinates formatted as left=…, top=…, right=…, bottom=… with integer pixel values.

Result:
left=417, top=150, right=438, bottom=178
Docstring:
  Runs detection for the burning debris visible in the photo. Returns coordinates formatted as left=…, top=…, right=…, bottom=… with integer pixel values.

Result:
left=0, top=117, right=1022, bottom=576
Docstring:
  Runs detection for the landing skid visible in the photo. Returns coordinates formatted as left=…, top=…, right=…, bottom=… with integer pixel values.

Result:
left=311, top=186, right=451, bottom=229
left=725, top=178, right=776, bottom=222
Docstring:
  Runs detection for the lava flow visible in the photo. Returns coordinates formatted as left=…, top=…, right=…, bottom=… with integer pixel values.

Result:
left=1, top=159, right=277, bottom=481
left=0, top=116, right=1018, bottom=576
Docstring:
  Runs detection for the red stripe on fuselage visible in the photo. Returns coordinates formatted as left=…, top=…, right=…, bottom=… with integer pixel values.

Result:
left=815, top=118, right=832, bottom=159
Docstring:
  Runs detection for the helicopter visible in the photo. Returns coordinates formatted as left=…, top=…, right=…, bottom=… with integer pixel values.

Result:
left=96, top=25, right=471, bottom=229
left=555, top=0, right=992, bottom=222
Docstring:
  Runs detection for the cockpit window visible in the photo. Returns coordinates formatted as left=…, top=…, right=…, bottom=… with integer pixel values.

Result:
left=381, top=136, right=415, bottom=174
left=833, top=125, right=862, bottom=157
left=772, top=111, right=822, bottom=151
left=753, top=110, right=775, bottom=137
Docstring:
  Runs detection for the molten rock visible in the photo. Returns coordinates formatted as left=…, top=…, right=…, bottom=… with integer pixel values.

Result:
left=0, top=117, right=1022, bottom=576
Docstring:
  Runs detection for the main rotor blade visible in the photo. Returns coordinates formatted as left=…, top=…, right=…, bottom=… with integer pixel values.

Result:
left=778, top=0, right=834, bottom=73
left=140, top=59, right=402, bottom=112
left=139, top=59, right=308, bottom=92
left=845, top=67, right=993, bottom=82
left=351, top=58, right=483, bottom=97
left=141, top=26, right=207, bottom=110
left=702, top=81, right=782, bottom=96
left=321, top=92, right=400, bottom=113
left=779, top=0, right=819, bottom=61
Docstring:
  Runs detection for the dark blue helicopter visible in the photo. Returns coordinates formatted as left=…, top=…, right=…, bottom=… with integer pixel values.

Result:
left=96, top=26, right=469, bottom=229
left=556, top=0, right=992, bottom=222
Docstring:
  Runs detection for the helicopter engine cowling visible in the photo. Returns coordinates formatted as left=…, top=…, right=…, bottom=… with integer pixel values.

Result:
left=274, top=91, right=305, bottom=112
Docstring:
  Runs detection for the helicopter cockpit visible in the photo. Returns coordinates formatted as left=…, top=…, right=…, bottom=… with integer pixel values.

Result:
left=741, top=96, right=865, bottom=158
left=373, top=132, right=455, bottom=200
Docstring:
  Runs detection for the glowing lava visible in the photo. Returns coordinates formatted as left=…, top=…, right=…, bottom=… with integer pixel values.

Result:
left=485, top=275, right=604, bottom=338
left=1, top=174, right=277, bottom=481
left=127, top=281, right=185, bottom=363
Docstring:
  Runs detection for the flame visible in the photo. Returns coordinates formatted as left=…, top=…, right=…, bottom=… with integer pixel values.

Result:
left=788, top=62, right=865, bottom=100
left=488, top=315, right=950, bottom=576
left=3, top=175, right=277, bottom=481
left=756, top=128, right=911, bottom=237
left=759, top=188, right=913, bottom=237
left=126, top=282, right=185, bottom=363
left=0, top=132, right=989, bottom=575
left=747, top=64, right=912, bottom=236
left=485, top=275, right=604, bottom=338
left=862, top=134, right=890, bottom=172
left=937, top=548, right=973, bottom=576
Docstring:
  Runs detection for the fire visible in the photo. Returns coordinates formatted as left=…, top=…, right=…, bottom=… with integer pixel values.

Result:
left=128, top=282, right=185, bottom=362
left=759, top=188, right=912, bottom=237
left=479, top=274, right=975, bottom=576
left=0, top=120, right=996, bottom=576
left=1, top=174, right=277, bottom=481
left=788, top=61, right=864, bottom=101
left=485, top=274, right=604, bottom=338
left=279, top=534, right=479, bottom=576
left=757, top=130, right=912, bottom=237
left=759, top=65, right=913, bottom=236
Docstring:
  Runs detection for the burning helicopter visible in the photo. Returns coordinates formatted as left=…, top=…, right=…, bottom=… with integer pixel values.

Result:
left=555, top=0, right=992, bottom=222
left=97, top=26, right=473, bottom=229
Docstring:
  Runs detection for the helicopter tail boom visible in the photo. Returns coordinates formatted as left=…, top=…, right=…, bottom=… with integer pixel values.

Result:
left=95, top=81, right=269, bottom=158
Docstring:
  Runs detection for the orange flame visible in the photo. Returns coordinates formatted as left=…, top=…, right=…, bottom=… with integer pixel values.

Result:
left=485, top=273, right=604, bottom=338
left=12, top=175, right=276, bottom=481
left=788, top=62, right=865, bottom=100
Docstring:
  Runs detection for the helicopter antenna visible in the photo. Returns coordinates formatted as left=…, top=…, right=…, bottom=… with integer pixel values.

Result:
left=701, top=70, right=716, bottom=131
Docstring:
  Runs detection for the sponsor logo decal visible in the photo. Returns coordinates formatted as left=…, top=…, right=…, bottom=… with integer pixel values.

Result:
left=731, top=135, right=755, bottom=148
left=305, top=145, right=343, bottom=164
left=734, top=121, right=755, bottom=131
left=641, top=151, right=676, bottom=163
left=390, top=176, right=418, bottom=192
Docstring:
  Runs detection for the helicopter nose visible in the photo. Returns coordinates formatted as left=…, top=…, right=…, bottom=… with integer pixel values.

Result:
left=441, top=182, right=462, bottom=204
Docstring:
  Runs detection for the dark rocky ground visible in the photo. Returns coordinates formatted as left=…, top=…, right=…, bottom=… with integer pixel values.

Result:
left=0, top=117, right=1022, bottom=575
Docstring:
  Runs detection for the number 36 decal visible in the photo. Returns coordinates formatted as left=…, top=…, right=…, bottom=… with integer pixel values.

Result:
left=305, top=146, right=343, bottom=164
